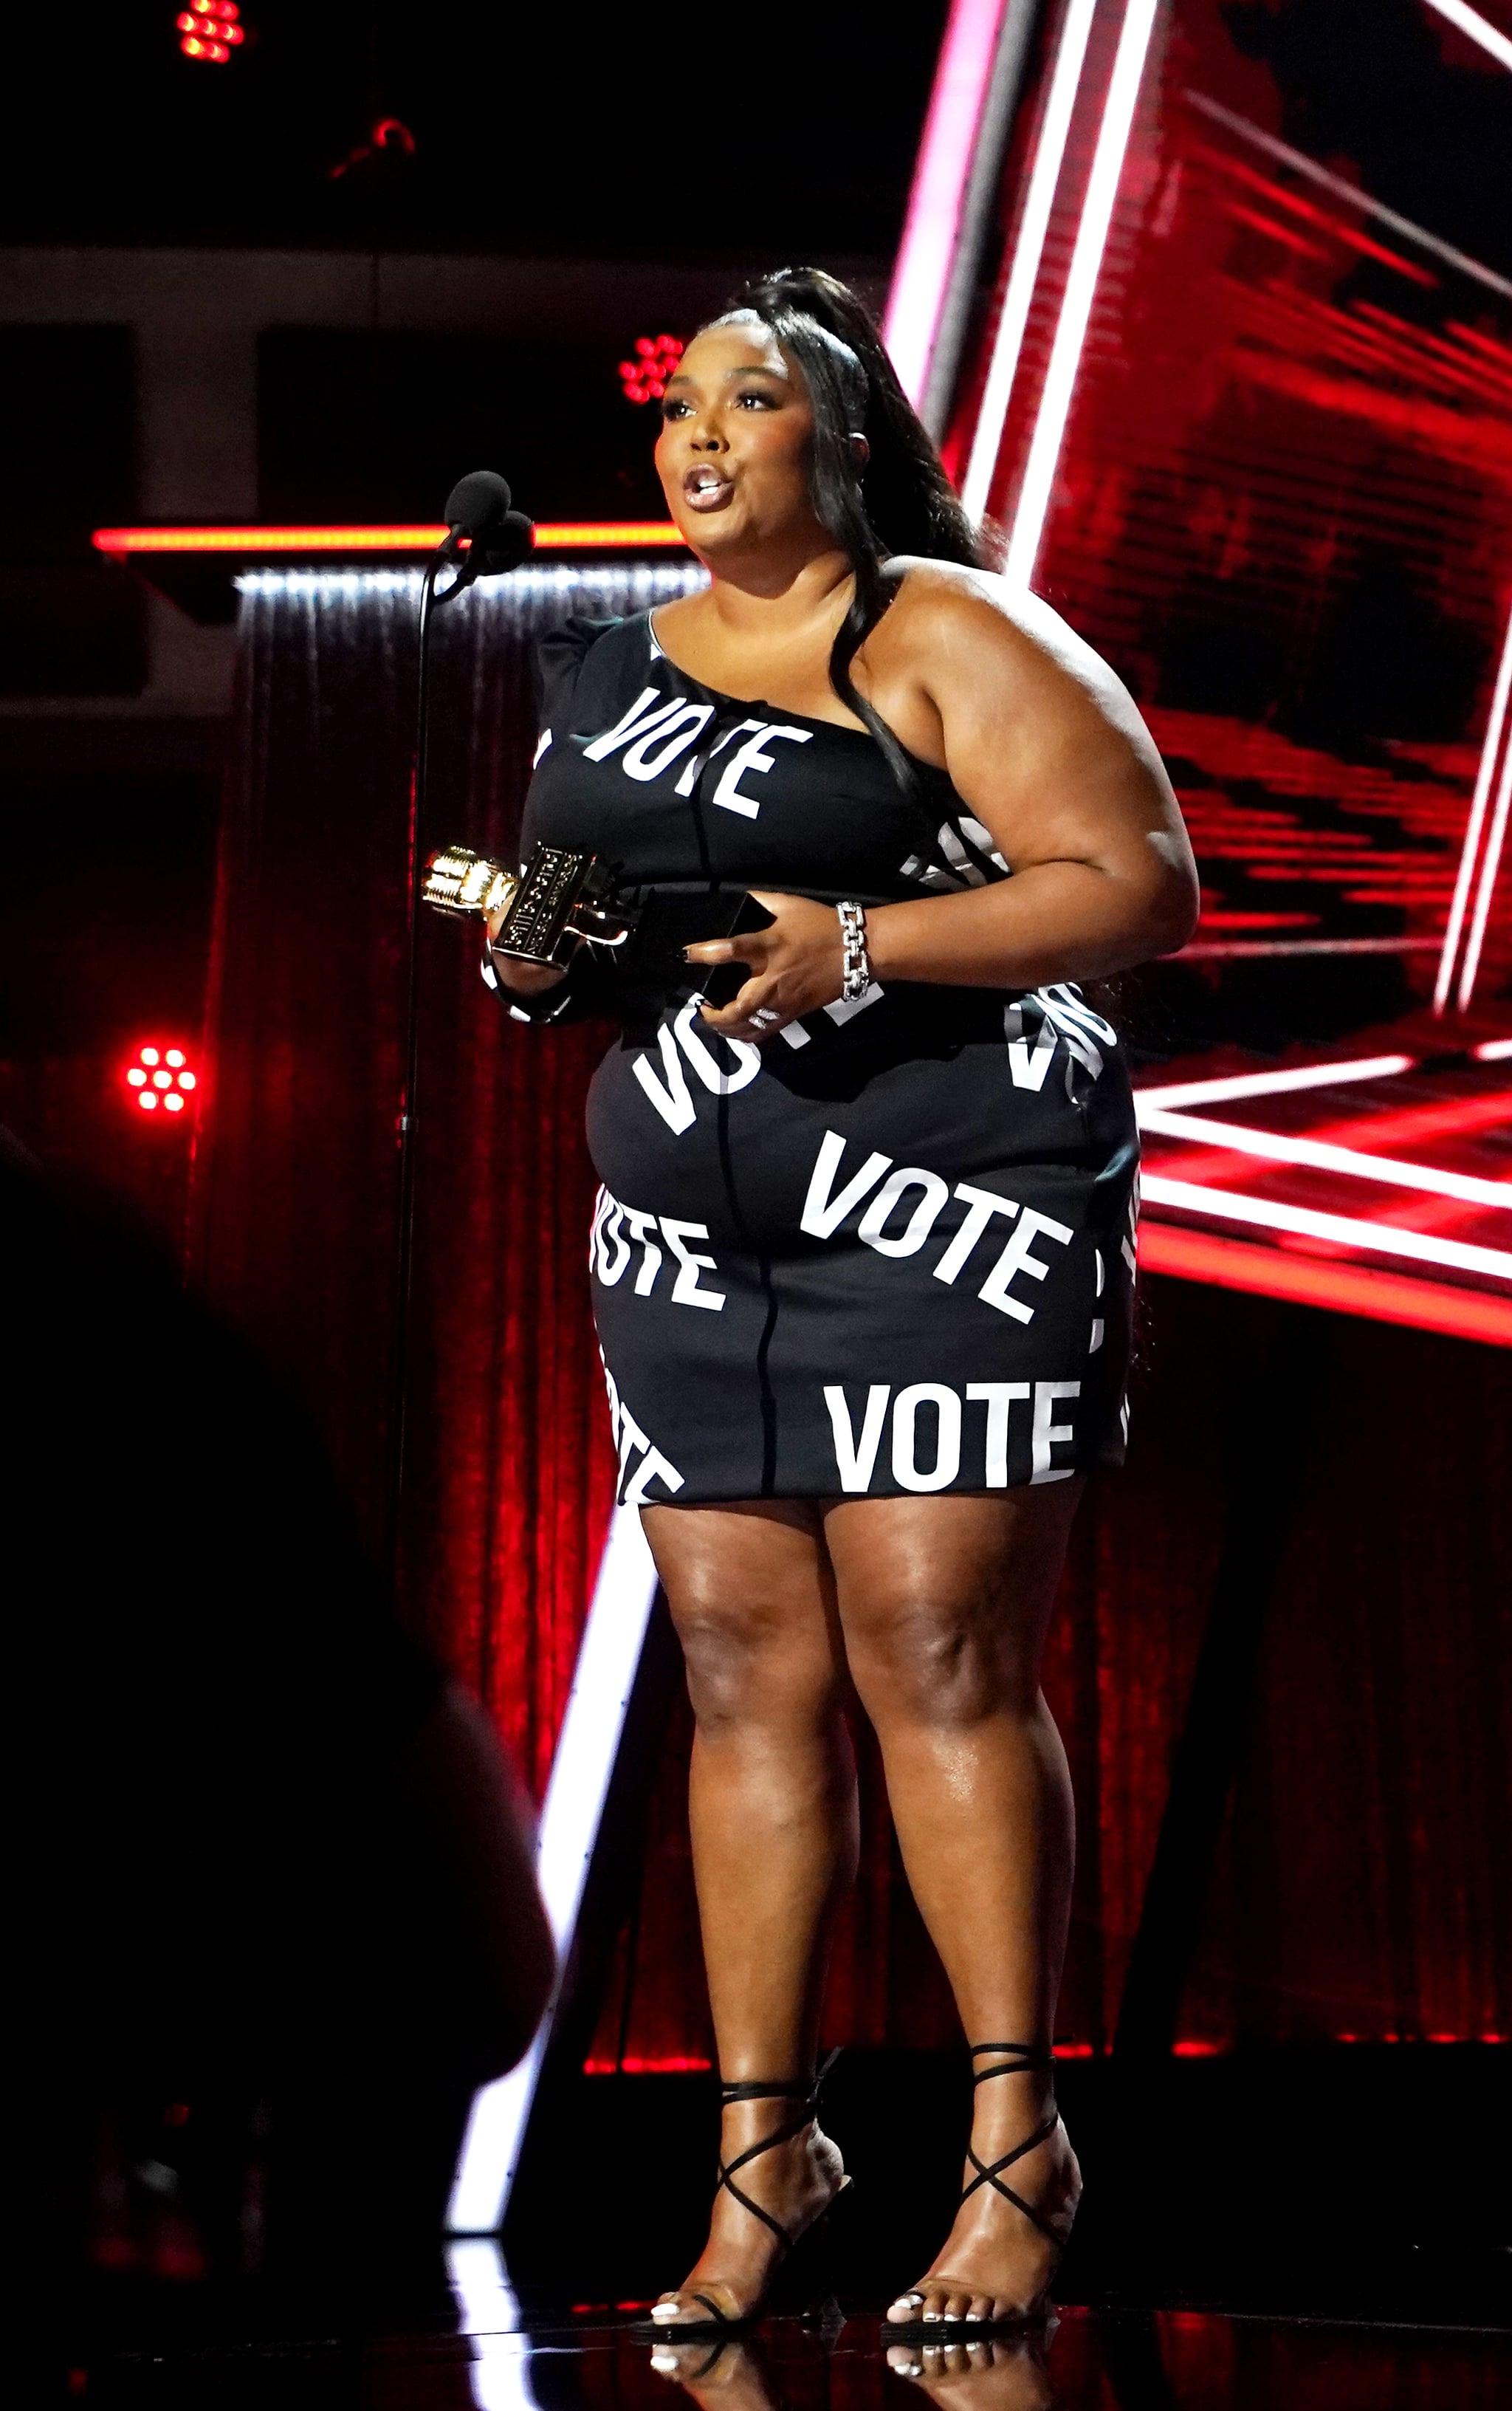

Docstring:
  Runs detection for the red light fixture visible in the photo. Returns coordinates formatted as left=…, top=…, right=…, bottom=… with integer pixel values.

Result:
left=125, top=1043, right=199, bottom=1119
left=177, top=0, right=244, bottom=63
left=618, top=335, right=683, bottom=405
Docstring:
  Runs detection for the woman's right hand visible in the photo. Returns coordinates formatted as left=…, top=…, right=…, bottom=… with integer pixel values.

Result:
left=484, top=904, right=570, bottom=998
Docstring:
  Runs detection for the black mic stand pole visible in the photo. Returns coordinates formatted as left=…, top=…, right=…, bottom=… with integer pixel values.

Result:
left=381, top=533, right=480, bottom=1592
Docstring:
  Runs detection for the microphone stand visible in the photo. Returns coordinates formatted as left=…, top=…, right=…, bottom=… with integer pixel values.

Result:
left=381, top=535, right=486, bottom=1592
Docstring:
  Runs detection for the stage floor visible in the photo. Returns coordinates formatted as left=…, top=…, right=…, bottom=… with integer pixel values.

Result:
left=45, top=2051, right=1512, bottom=2405
left=61, top=2291, right=1512, bottom=2409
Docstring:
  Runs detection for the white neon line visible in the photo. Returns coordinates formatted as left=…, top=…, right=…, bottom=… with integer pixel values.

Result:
left=961, top=0, right=1102, bottom=523
left=1140, top=1105, right=1512, bottom=1210
left=1003, top=0, right=1162, bottom=585
left=1136, top=1053, right=1414, bottom=1108
left=1474, top=1038, right=1512, bottom=1060
left=1186, top=94, right=1512, bottom=307
left=445, top=1503, right=659, bottom=2235
left=446, top=2242, right=535, bottom=2410
left=883, top=0, right=1008, bottom=406
left=1436, top=600, right=1512, bottom=1012
left=1420, top=0, right=1512, bottom=76
left=1456, top=716, right=1512, bottom=1011
left=1141, top=1176, right=1512, bottom=1282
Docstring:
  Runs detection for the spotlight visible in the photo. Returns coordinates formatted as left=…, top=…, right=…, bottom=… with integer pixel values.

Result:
left=618, top=334, right=683, bottom=405
left=125, top=1043, right=199, bottom=1121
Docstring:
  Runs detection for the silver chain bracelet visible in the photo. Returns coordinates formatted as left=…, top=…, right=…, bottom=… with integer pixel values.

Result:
left=836, top=899, right=871, bottom=1004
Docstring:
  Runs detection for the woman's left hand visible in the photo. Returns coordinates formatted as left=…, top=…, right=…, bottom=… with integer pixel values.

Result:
left=684, top=890, right=848, bottom=1043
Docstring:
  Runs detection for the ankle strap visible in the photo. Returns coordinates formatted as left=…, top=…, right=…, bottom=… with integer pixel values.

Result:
left=720, top=2045, right=840, bottom=2108
left=969, top=2040, right=1055, bottom=2082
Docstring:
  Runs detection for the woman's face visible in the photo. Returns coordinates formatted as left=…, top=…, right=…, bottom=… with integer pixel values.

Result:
left=655, top=320, right=827, bottom=558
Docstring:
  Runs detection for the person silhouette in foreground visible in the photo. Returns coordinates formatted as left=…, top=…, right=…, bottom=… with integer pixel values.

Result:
left=4, top=1134, right=554, bottom=2286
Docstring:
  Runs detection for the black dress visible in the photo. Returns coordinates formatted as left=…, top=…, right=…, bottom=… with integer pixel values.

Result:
left=485, top=609, right=1140, bottom=1507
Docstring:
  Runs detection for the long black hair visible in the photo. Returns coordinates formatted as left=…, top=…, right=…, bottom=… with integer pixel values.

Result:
left=704, top=266, right=983, bottom=799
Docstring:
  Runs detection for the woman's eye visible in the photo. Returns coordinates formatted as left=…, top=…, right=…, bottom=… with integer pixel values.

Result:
left=661, top=399, right=690, bottom=420
left=734, top=389, right=774, bottom=408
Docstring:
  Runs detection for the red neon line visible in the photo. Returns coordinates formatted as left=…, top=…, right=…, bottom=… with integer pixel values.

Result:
left=92, top=521, right=687, bottom=555
left=1138, top=1224, right=1512, bottom=1348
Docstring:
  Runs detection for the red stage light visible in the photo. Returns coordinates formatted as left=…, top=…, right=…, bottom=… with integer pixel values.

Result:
left=619, top=334, right=683, bottom=405
left=177, top=0, right=243, bottom=61
left=125, top=1043, right=199, bottom=1122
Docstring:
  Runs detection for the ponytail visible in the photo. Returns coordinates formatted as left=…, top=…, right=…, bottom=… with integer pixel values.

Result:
left=707, top=266, right=981, bottom=803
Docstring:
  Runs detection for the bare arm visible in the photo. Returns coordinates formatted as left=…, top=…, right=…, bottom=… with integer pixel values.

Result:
left=867, top=575, right=1197, bottom=984
left=692, top=569, right=1198, bottom=1038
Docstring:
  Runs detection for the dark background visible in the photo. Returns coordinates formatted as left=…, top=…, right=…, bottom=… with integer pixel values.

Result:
left=1, top=4, right=951, bottom=258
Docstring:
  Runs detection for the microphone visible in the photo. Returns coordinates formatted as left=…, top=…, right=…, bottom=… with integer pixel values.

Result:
left=441, top=469, right=534, bottom=578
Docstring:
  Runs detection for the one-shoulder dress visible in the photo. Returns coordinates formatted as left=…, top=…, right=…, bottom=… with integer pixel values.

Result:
left=483, top=610, right=1141, bottom=1507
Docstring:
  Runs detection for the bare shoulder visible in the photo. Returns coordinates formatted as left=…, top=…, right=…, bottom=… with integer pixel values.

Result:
left=879, top=557, right=1150, bottom=739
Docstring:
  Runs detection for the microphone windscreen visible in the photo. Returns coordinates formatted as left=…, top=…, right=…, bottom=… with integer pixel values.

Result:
left=470, top=510, right=535, bottom=577
left=444, top=469, right=512, bottom=532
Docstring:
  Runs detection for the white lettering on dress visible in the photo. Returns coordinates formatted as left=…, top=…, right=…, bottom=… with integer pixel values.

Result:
left=800, top=1131, right=893, bottom=1239
left=592, top=1190, right=632, bottom=1284
left=1004, top=1001, right=1058, bottom=1091
left=824, top=1384, right=891, bottom=1492
left=1031, top=1381, right=1080, bottom=1483
left=673, top=998, right=762, bottom=1095
left=857, top=1166, right=950, bottom=1258
left=662, top=1218, right=726, bottom=1311
left=622, top=1439, right=686, bottom=1506
left=623, top=1207, right=663, bottom=1296
left=978, top=1206, right=1075, bottom=1323
left=933, top=1182, right=1020, bottom=1286
left=583, top=687, right=684, bottom=762
left=891, top=1382, right=962, bottom=1492
left=632, top=1021, right=698, bottom=1134
left=966, top=1382, right=1031, bottom=1486
left=712, top=722, right=813, bottom=817
left=620, top=702, right=714, bottom=781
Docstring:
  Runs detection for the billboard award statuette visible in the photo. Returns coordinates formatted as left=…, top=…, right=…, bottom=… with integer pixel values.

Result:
left=422, top=842, right=636, bottom=968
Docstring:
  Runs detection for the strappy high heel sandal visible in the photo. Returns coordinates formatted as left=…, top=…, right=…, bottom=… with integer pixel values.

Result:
left=886, top=2042, right=1076, bottom=2338
left=641, top=2057, right=852, bottom=2339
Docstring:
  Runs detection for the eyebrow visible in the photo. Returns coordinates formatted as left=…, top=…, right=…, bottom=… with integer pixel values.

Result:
left=663, top=363, right=791, bottom=388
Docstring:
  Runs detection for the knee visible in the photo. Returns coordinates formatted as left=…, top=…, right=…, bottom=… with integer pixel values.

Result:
left=668, top=1582, right=829, bottom=1735
left=843, top=1589, right=1031, bottom=1727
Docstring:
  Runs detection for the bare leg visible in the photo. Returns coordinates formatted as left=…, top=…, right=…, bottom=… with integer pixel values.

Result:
left=825, top=1486, right=1085, bottom=2325
left=641, top=1500, right=856, bottom=2325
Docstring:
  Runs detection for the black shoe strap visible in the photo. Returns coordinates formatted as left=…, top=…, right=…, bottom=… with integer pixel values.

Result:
left=969, top=2040, right=1055, bottom=2082
left=713, top=2049, right=840, bottom=2254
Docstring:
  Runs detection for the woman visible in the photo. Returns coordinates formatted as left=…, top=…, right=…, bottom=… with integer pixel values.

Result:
left=485, top=268, right=1197, bottom=2333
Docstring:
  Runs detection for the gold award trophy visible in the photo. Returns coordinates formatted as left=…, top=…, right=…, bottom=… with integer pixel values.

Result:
left=422, top=842, right=636, bottom=967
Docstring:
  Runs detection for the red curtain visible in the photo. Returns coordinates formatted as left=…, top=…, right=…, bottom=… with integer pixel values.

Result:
left=189, top=563, right=700, bottom=1791
left=195, top=568, right=1512, bottom=2057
